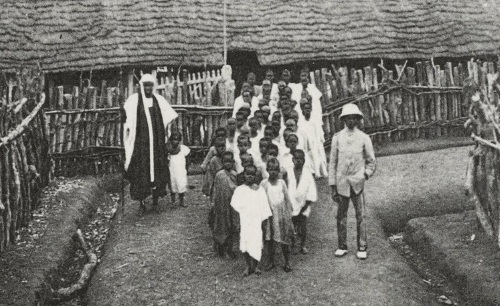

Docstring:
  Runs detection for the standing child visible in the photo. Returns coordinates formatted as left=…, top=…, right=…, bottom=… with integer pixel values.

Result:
left=202, top=137, right=227, bottom=197
left=261, top=158, right=294, bottom=272
left=284, top=149, right=317, bottom=255
left=231, top=165, right=272, bottom=276
left=167, top=131, right=191, bottom=207
left=201, top=128, right=227, bottom=172
left=211, top=152, right=238, bottom=258
left=329, top=104, right=376, bottom=260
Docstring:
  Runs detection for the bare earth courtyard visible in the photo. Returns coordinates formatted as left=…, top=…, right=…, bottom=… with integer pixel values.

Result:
left=85, top=145, right=472, bottom=306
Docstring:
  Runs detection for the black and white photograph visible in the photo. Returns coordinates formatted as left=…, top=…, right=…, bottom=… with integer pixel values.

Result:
left=1, top=0, right=500, bottom=305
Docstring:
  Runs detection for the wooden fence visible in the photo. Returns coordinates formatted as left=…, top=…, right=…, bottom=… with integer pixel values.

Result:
left=464, top=67, right=500, bottom=248
left=45, top=60, right=485, bottom=176
left=44, top=67, right=233, bottom=176
left=0, top=68, right=49, bottom=252
left=313, top=60, right=471, bottom=146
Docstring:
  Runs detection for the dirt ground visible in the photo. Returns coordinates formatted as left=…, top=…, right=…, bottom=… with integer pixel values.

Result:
left=86, top=145, right=474, bottom=306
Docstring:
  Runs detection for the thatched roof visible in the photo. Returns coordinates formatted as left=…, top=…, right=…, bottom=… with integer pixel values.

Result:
left=2, top=0, right=500, bottom=72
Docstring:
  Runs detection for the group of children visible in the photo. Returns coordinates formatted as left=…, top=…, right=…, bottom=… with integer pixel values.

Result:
left=203, top=68, right=324, bottom=276
left=162, top=67, right=376, bottom=275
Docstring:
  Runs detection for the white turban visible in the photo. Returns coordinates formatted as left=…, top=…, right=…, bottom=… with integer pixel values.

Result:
left=140, top=74, right=156, bottom=84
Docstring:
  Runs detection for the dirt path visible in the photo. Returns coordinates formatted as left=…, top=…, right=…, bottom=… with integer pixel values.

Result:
left=87, top=146, right=472, bottom=306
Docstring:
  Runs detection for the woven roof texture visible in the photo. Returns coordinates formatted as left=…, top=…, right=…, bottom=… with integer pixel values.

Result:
left=1, top=0, right=500, bottom=72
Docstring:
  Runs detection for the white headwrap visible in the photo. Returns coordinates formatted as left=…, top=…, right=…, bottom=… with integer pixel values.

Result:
left=140, top=73, right=156, bottom=84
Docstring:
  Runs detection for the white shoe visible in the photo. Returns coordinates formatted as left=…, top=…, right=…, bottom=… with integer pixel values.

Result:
left=356, top=250, right=367, bottom=260
left=334, top=249, right=348, bottom=257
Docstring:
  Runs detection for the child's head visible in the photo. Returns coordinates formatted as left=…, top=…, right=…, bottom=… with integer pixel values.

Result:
left=271, top=111, right=281, bottom=122
left=283, top=86, right=293, bottom=98
left=253, top=110, right=264, bottom=126
left=221, top=151, right=234, bottom=171
left=264, top=125, right=275, bottom=139
left=243, top=164, right=258, bottom=186
left=289, top=99, right=297, bottom=110
left=261, top=106, right=271, bottom=122
left=266, top=158, right=280, bottom=181
left=240, top=125, right=250, bottom=136
left=246, top=72, right=256, bottom=86
left=258, top=99, right=268, bottom=110
left=259, top=137, right=271, bottom=156
left=240, top=152, right=254, bottom=168
left=285, top=133, right=299, bottom=152
left=300, top=99, right=312, bottom=119
left=290, top=109, right=299, bottom=121
left=215, top=127, right=227, bottom=139
left=285, top=118, right=297, bottom=132
left=248, top=118, right=260, bottom=135
left=169, top=131, right=182, bottom=146
left=214, top=137, right=226, bottom=156
left=262, top=79, right=272, bottom=96
left=240, top=105, right=251, bottom=119
left=226, top=118, right=237, bottom=133
left=267, top=143, right=279, bottom=159
left=292, top=149, right=306, bottom=169
left=236, top=111, right=247, bottom=128
left=278, top=80, right=287, bottom=93
left=282, top=128, right=294, bottom=143
left=271, top=120, right=281, bottom=138
left=242, top=90, right=253, bottom=104
left=237, top=135, right=251, bottom=153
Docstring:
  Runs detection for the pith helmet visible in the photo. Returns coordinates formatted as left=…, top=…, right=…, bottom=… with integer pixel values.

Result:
left=340, top=103, right=364, bottom=118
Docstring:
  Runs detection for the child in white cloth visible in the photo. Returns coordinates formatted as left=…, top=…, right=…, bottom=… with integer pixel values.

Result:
left=284, top=149, right=317, bottom=255
left=167, top=131, right=190, bottom=207
left=261, top=158, right=294, bottom=272
left=231, top=165, right=272, bottom=277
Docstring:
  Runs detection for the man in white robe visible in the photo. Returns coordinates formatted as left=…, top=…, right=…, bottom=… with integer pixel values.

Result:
left=123, top=74, right=178, bottom=213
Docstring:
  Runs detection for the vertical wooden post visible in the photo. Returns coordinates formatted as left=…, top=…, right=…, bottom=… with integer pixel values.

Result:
left=434, top=65, right=442, bottom=137
left=48, top=78, right=55, bottom=109
left=182, top=69, right=189, bottom=105
left=100, top=80, right=107, bottom=108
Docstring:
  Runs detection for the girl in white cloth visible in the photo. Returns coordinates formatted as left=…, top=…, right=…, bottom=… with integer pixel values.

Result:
left=284, top=149, right=317, bottom=255
left=261, top=158, right=294, bottom=272
left=167, top=131, right=190, bottom=207
left=231, top=165, right=272, bottom=277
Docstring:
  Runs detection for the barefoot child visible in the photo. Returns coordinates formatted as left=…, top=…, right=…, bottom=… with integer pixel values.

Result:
left=284, top=149, right=317, bottom=255
left=167, top=131, right=191, bottom=207
left=231, top=165, right=272, bottom=276
left=211, top=152, right=238, bottom=258
left=261, top=158, right=294, bottom=272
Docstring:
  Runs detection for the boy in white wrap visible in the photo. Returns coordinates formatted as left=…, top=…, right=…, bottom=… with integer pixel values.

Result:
left=284, top=149, right=317, bottom=255
left=231, top=165, right=272, bottom=276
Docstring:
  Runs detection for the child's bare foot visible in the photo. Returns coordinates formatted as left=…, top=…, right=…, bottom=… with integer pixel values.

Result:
left=242, top=268, right=251, bottom=277
left=283, top=265, right=292, bottom=273
left=254, top=267, right=262, bottom=275
left=300, top=246, right=309, bottom=255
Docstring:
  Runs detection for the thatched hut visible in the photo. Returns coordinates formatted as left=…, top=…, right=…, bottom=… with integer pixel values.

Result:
left=2, top=0, right=500, bottom=81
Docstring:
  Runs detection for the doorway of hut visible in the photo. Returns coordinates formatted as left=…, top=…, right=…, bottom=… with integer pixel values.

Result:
left=227, top=50, right=262, bottom=96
